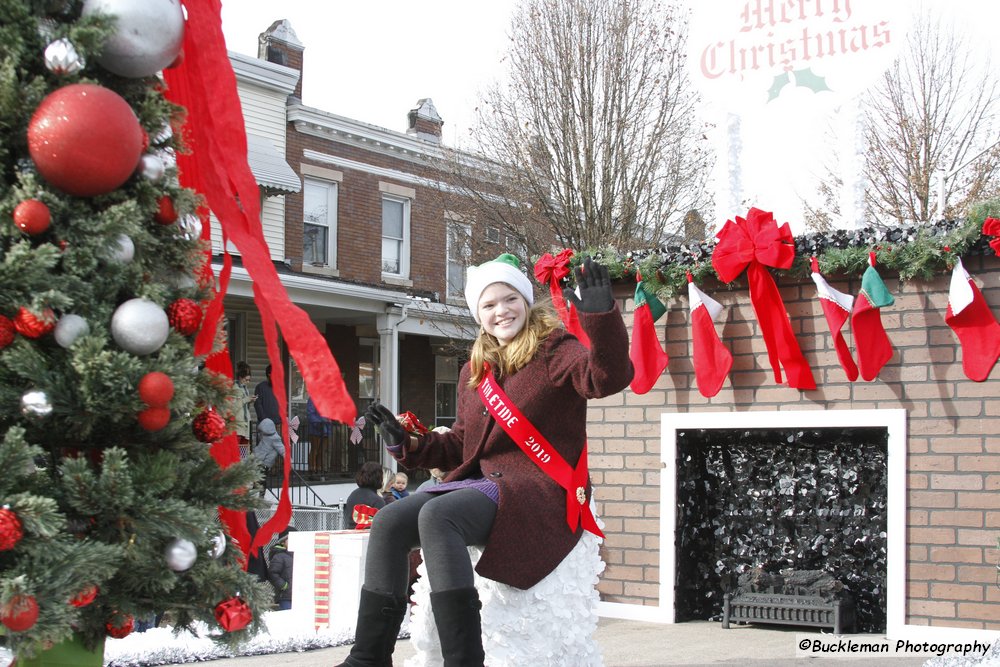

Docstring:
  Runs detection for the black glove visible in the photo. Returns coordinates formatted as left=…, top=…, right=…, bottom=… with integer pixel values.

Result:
left=563, top=256, right=614, bottom=313
left=365, top=402, right=408, bottom=452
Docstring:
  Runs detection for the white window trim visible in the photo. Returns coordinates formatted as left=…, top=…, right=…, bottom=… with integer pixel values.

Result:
left=302, top=176, right=339, bottom=277
left=381, top=193, right=411, bottom=281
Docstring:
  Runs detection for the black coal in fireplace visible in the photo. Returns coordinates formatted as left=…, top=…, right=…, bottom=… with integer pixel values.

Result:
left=675, top=427, right=888, bottom=633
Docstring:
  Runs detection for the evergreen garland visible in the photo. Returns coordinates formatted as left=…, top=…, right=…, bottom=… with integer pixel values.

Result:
left=567, top=202, right=999, bottom=298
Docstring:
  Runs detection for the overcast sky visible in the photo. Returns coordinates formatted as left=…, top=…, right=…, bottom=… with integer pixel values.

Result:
left=220, top=0, right=1000, bottom=233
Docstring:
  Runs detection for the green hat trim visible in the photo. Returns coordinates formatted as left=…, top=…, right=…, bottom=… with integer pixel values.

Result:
left=492, top=253, right=522, bottom=270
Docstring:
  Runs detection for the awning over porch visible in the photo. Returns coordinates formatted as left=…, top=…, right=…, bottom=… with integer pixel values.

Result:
left=246, top=133, right=301, bottom=195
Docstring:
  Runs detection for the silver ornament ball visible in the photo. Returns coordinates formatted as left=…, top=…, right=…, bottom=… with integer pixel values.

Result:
left=177, top=215, right=202, bottom=241
left=111, top=298, right=169, bottom=355
left=164, top=538, right=197, bottom=572
left=54, top=314, right=90, bottom=348
left=208, top=531, right=226, bottom=559
left=139, top=154, right=165, bottom=181
left=44, top=38, right=85, bottom=75
left=21, top=390, right=53, bottom=418
left=81, top=0, right=184, bottom=78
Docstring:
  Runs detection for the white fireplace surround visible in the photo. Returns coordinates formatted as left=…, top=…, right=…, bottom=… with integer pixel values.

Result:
left=598, top=409, right=910, bottom=636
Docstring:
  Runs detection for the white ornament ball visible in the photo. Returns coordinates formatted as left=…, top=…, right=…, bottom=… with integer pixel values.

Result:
left=109, top=234, right=135, bottom=264
left=82, top=0, right=184, bottom=78
left=111, top=298, right=169, bottom=355
left=165, top=538, right=197, bottom=572
left=20, top=390, right=53, bottom=418
left=208, top=531, right=226, bottom=559
left=139, top=154, right=165, bottom=181
left=44, top=37, right=85, bottom=75
left=54, top=314, right=90, bottom=348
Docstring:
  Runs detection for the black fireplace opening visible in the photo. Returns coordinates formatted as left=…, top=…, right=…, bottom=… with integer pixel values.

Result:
left=675, top=426, right=888, bottom=633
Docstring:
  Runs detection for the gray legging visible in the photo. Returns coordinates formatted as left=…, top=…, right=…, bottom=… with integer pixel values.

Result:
left=364, top=488, right=497, bottom=597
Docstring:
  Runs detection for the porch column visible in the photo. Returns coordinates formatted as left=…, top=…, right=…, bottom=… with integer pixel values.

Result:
left=376, top=304, right=409, bottom=470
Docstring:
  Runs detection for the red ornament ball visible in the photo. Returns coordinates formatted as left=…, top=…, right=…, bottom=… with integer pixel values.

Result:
left=13, top=307, right=56, bottom=339
left=105, top=613, right=134, bottom=639
left=0, top=315, right=14, bottom=350
left=137, top=406, right=170, bottom=431
left=13, top=199, right=51, bottom=235
left=28, top=83, right=144, bottom=197
left=0, top=507, right=23, bottom=551
left=214, top=596, right=253, bottom=632
left=155, top=195, right=178, bottom=224
left=138, top=371, right=174, bottom=407
left=193, top=408, right=227, bottom=443
left=1, top=594, right=39, bottom=632
left=70, top=584, right=99, bottom=608
left=166, top=298, right=202, bottom=336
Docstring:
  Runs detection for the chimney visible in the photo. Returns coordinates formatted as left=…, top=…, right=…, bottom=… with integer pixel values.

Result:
left=258, top=20, right=304, bottom=99
left=406, top=99, right=444, bottom=143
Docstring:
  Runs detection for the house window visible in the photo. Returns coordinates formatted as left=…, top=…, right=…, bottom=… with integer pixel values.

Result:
left=303, top=178, right=338, bottom=267
left=381, top=195, right=410, bottom=277
left=446, top=222, right=472, bottom=300
left=435, top=356, right=459, bottom=429
left=486, top=227, right=500, bottom=244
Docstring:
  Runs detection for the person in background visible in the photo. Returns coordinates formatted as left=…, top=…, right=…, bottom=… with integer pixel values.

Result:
left=345, top=461, right=386, bottom=529
left=252, top=418, right=284, bottom=494
left=268, top=527, right=296, bottom=610
left=380, top=467, right=397, bottom=505
left=306, top=396, right=332, bottom=470
left=391, top=472, right=409, bottom=501
left=234, top=361, right=255, bottom=446
left=416, top=468, right=446, bottom=492
left=254, top=364, right=281, bottom=431
left=335, top=254, right=632, bottom=667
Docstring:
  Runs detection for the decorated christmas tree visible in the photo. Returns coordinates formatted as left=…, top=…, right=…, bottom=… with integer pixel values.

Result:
left=0, top=0, right=273, bottom=661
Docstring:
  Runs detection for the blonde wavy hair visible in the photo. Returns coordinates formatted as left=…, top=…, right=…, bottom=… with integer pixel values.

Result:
left=468, top=297, right=562, bottom=387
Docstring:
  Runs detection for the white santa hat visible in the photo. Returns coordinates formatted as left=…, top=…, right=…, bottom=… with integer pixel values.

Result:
left=464, top=253, right=535, bottom=323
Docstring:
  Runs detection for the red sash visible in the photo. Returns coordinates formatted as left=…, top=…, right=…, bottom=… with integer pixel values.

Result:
left=477, top=366, right=604, bottom=538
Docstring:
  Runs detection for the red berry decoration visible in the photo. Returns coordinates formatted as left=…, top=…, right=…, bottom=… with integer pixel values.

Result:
left=137, top=406, right=171, bottom=432
left=70, top=584, right=99, bottom=608
left=214, top=596, right=252, bottom=632
left=28, top=84, right=144, bottom=197
left=0, top=315, right=14, bottom=350
left=138, top=371, right=174, bottom=407
left=13, top=307, right=56, bottom=339
left=166, top=298, right=202, bottom=336
left=1, top=594, right=39, bottom=632
left=13, top=199, right=51, bottom=235
left=155, top=195, right=178, bottom=224
left=192, top=408, right=227, bottom=443
left=105, top=613, right=134, bottom=639
left=0, top=507, right=23, bottom=551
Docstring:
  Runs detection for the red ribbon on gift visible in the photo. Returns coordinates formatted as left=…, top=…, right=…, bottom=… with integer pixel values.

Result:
left=983, top=217, right=1000, bottom=257
left=533, top=249, right=591, bottom=347
left=161, top=0, right=357, bottom=561
left=712, top=208, right=816, bottom=390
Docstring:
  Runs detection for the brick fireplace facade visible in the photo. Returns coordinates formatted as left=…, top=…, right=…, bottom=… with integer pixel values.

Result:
left=589, top=254, right=1000, bottom=631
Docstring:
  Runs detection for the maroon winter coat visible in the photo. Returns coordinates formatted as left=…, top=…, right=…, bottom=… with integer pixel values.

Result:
left=395, top=307, right=633, bottom=589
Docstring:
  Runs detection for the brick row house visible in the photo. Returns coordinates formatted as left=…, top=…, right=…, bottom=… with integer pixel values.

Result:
left=221, top=22, right=476, bottom=478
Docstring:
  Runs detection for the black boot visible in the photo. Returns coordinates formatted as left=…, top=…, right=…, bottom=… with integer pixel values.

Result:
left=430, top=587, right=485, bottom=667
left=335, top=588, right=407, bottom=667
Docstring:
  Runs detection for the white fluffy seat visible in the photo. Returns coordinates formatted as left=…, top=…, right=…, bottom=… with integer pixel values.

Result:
left=404, top=532, right=605, bottom=667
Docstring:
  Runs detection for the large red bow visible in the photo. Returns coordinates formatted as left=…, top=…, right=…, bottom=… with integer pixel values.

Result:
left=533, top=250, right=590, bottom=347
left=712, top=208, right=816, bottom=390
left=983, top=217, right=1000, bottom=257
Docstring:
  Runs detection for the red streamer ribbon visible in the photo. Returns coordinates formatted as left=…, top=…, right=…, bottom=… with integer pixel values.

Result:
left=161, top=0, right=357, bottom=560
left=533, top=250, right=591, bottom=347
left=712, top=208, right=816, bottom=390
